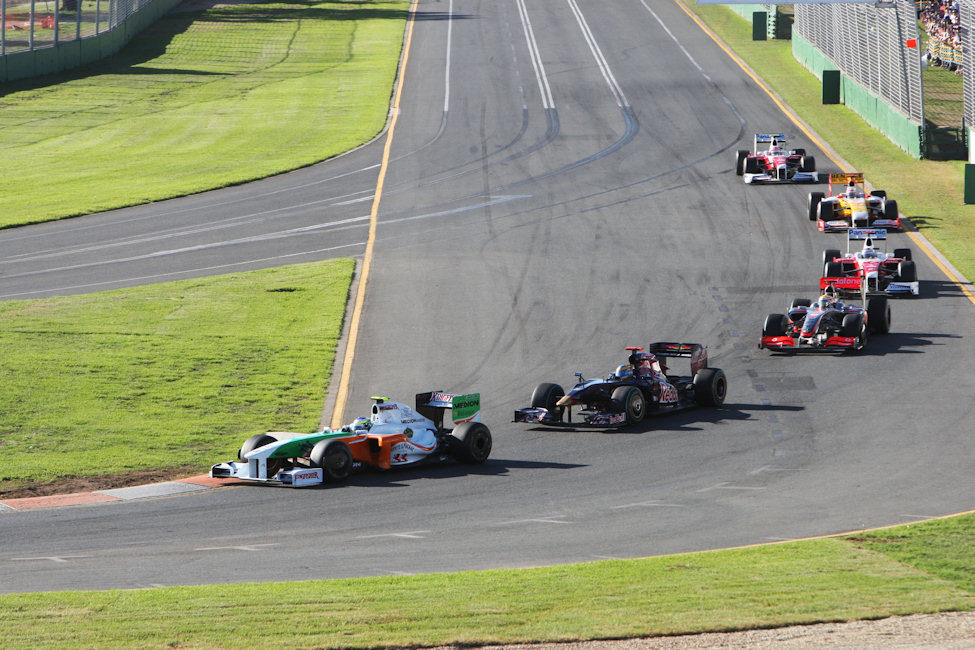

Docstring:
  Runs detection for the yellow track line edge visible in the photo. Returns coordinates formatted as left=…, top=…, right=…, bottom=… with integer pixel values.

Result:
left=671, top=0, right=975, bottom=306
left=329, top=0, right=419, bottom=429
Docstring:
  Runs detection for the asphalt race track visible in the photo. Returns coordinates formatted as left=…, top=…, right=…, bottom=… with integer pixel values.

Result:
left=2, top=0, right=974, bottom=593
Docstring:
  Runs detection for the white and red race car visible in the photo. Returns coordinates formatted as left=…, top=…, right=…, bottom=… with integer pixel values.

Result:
left=821, top=228, right=918, bottom=297
left=808, top=173, right=901, bottom=232
left=736, top=133, right=818, bottom=184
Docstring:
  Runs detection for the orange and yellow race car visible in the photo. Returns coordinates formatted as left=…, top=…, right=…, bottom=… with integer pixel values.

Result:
left=807, top=173, right=901, bottom=232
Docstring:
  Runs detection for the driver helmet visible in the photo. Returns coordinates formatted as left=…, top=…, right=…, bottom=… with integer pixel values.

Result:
left=845, top=181, right=859, bottom=197
left=862, top=247, right=877, bottom=258
left=818, top=294, right=834, bottom=310
left=615, top=364, right=633, bottom=379
left=770, top=139, right=782, bottom=153
left=351, top=416, right=372, bottom=431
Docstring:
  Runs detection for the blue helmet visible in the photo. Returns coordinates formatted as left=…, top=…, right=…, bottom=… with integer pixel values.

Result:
left=352, top=416, right=371, bottom=431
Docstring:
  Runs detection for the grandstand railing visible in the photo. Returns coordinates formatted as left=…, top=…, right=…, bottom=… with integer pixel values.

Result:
left=1, top=0, right=158, bottom=57
left=794, top=0, right=924, bottom=123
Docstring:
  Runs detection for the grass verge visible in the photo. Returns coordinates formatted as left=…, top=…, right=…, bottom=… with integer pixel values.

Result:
left=0, top=0, right=409, bottom=227
left=0, top=259, right=353, bottom=495
left=682, top=1, right=975, bottom=284
left=1, top=518, right=973, bottom=647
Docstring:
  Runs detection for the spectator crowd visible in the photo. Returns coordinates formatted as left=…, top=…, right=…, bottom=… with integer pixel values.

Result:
left=920, top=0, right=963, bottom=72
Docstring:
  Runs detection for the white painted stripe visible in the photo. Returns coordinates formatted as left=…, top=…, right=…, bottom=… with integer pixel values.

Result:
left=566, top=0, right=629, bottom=108
left=444, top=0, right=453, bottom=113
left=515, top=0, right=555, bottom=109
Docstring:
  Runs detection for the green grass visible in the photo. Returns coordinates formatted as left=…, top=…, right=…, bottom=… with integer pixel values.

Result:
left=685, top=2, right=975, bottom=284
left=1, top=517, right=974, bottom=648
left=0, top=259, right=353, bottom=493
left=0, top=0, right=409, bottom=226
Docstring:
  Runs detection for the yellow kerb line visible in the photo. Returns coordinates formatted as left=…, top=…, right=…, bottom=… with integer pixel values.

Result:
left=330, top=0, right=419, bottom=429
left=671, top=0, right=975, bottom=306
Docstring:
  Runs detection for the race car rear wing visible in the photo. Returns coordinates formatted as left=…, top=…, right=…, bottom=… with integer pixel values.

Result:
left=828, top=172, right=863, bottom=196
left=646, top=342, right=708, bottom=374
left=415, top=391, right=481, bottom=429
left=754, top=133, right=786, bottom=149
left=849, top=228, right=886, bottom=241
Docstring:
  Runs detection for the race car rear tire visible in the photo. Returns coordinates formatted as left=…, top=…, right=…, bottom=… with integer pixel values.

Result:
left=883, top=199, right=899, bottom=219
left=824, top=261, right=843, bottom=278
left=893, top=247, right=912, bottom=261
left=744, top=157, right=761, bottom=174
left=897, top=260, right=917, bottom=282
left=866, top=296, right=891, bottom=334
left=735, top=150, right=749, bottom=176
left=452, top=421, right=492, bottom=464
left=808, top=192, right=824, bottom=221
left=799, top=155, right=815, bottom=172
left=790, top=298, right=812, bottom=310
left=530, top=382, right=565, bottom=422
left=693, top=368, right=727, bottom=407
left=309, top=440, right=354, bottom=483
left=822, top=249, right=841, bottom=266
left=611, top=386, right=646, bottom=426
left=763, top=313, right=789, bottom=337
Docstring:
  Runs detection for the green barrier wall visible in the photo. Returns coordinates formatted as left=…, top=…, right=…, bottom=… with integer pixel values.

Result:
left=792, top=32, right=923, bottom=159
left=725, top=3, right=778, bottom=39
left=0, top=0, right=183, bottom=82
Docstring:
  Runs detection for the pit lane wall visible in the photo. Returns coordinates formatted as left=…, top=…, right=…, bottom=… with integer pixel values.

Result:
left=0, top=0, right=182, bottom=83
left=792, top=33, right=923, bottom=159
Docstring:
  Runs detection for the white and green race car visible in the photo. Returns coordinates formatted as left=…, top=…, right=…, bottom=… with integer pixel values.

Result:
left=210, top=392, right=492, bottom=487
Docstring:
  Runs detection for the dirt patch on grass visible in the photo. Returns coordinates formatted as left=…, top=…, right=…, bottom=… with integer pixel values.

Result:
left=0, top=465, right=203, bottom=499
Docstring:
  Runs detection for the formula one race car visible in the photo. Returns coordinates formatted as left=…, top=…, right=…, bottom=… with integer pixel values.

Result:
left=821, top=228, right=918, bottom=297
left=513, top=343, right=727, bottom=428
left=736, top=133, right=818, bottom=184
left=759, top=287, right=890, bottom=353
left=808, top=173, right=901, bottom=232
left=210, top=392, right=491, bottom=487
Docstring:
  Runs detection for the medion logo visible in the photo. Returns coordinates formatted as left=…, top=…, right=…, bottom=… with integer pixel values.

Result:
left=453, top=400, right=479, bottom=410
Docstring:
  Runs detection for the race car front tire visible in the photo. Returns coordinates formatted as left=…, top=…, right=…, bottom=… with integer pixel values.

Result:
left=452, top=421, right=492, bottom=464
left=799, top=155, right=815, bottom=172
left=822, top=249, right=841, bottom=266
left=897, top=260, right=917, bottom=282
left=808, top=192, right=824, bottom=221
left=883, top=199, right=899, bottom=219
left=893, top=247, right=912, bottom=261
left=744, top=157, right=761, bottom=174
left=871, top=190, right=887, bottom=199
left=866, top=296, right=891, bottom=334
left=239, top=434, right=283, bottom=478
left=736, top=150, right=749, bottom=176
left=531, top=382, right=565, bottom=422
left=611, top=386, right=646, bottom=426
left=816, top=200, right=834, bottom=222
left=239, top=434, right=276, bottom=461
left=763, top=313, right=789, bottom=337
left=693, top=368, right=727, bottom=407
left=824, top=261, right=843, bottom=278
left=310, top=440, right=354, bottom=483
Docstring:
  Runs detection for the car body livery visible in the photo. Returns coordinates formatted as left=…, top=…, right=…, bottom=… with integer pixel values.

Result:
left=210, top=392, right=491, bottom=487
left=821, top=228, right=918, bottom=297
left=513, top=343, right=727, bottom=428
left=736, top=134, right=818, bottom=184
left=759, top=287, right=890, bottom=353
left=808, top=173, right=901, bottom=232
